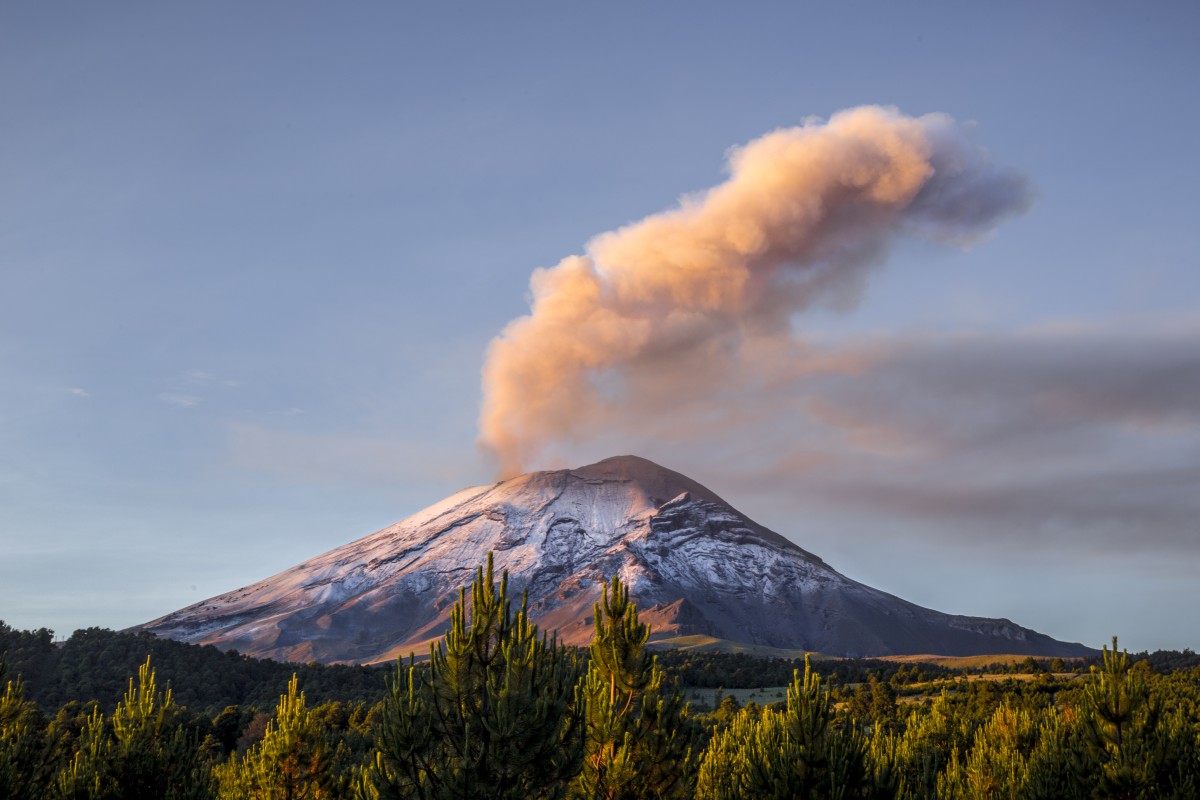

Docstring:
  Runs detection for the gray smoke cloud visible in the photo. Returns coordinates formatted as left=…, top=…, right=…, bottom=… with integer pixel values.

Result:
left=479, top=106, right=1032, bottom=475
left=609, top=325, right=1200, bottom=556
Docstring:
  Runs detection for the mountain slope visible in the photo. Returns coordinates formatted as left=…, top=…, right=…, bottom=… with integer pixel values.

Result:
left=137, top=455, right=1093, bottom=664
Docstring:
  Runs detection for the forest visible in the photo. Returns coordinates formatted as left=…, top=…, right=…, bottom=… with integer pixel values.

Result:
left=3, top=554, right=1199, bottom=799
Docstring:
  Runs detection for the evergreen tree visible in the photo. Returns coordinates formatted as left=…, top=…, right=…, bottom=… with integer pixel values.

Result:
left=56, top=656, right=212, bottom=800
left=215, top=674, right=334, bottom=800
left=570, top=575, right=696, bottom=800
left=1023, top=707, right=1092, bottom=800
left=209, top=707, right=248, bottom=759
left=850, top=675, right=898, bottom=735
left=363, top=553, right=584, bottom=800
left=1081, top=637, right=1198, bottom=799
left=937, top=703, right=1037, bottom=800
left=695, top=655, right=872, bottom=799
left=693, top=703, right=768, bottom=800
left=874, top=692, right=972, bottom=800
left=0, top=658, right=63, bottom=799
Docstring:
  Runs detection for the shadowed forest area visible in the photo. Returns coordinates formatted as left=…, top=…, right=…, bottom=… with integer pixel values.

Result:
left=3, top=558, right=1199, bottom=799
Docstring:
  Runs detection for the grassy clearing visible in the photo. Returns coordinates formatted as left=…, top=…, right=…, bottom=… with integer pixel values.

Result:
left=683, top=685, right=790, bottom=710
left=874, top=653, right=1089, bottom=669
left=650, top=634, right=825, bottom=659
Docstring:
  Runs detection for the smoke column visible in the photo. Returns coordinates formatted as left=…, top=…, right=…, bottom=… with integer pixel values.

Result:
left=479, top=106, right=1032, bottom=475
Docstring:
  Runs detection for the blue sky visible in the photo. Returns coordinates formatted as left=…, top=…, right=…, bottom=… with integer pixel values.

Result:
left=2, top=2, right=1198, bottom=652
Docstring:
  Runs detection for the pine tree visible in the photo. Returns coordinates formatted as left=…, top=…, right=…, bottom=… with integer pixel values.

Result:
left=570, top=575, right=696, bottom=800
left=57, top=656, right=212, bottom=800
left=363, top=553, right=584, bottom=800
left=937, top=703, right=1037, bottom=800
left=883, top=692, right=975, bottom=800
left=215, top=674, right=333, bottom=800
left=57, top=705, right=110, bottom=799
left=695, top=655, right=871, bottom=799
left=0, top=658, right=62, bottom=799
left=1081, top=636, right=1199, bottom=799
left=1023, top=707, right=1092, bottom=800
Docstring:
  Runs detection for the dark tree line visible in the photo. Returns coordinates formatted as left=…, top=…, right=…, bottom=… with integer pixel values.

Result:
left=655, top=650, right=956, bottom=690
left=0, top=622, right=389, bottom=713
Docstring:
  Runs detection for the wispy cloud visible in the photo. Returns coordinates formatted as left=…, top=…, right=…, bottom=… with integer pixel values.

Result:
left=157, top=393, right=202, bottom=408
left=155, top=369, right=240, bottom=409
left=776, top=328, right=1200, bottom=552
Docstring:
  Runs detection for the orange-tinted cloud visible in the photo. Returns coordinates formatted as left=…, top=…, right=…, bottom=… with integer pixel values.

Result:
left=479, top=106, right=1031, bottom=475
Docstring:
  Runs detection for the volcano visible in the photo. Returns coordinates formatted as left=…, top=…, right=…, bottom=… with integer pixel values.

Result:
left=137, top=455, right=1092, bottom=664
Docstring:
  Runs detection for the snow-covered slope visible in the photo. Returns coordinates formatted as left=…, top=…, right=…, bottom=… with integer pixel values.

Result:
left=137, top=456, right=1092, bottom=664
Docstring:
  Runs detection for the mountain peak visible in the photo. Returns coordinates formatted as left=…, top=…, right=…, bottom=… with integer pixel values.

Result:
left=567, top=455, right=729, bottom=507
left=137, top=454, right=1094, bottom=664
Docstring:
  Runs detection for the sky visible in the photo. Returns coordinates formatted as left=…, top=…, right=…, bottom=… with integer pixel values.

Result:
left=2, top=1, right=1198, bottom=653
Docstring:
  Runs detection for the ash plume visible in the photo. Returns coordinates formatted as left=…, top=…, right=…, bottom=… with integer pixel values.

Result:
left=479, top=106, right=1032, bottom=475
